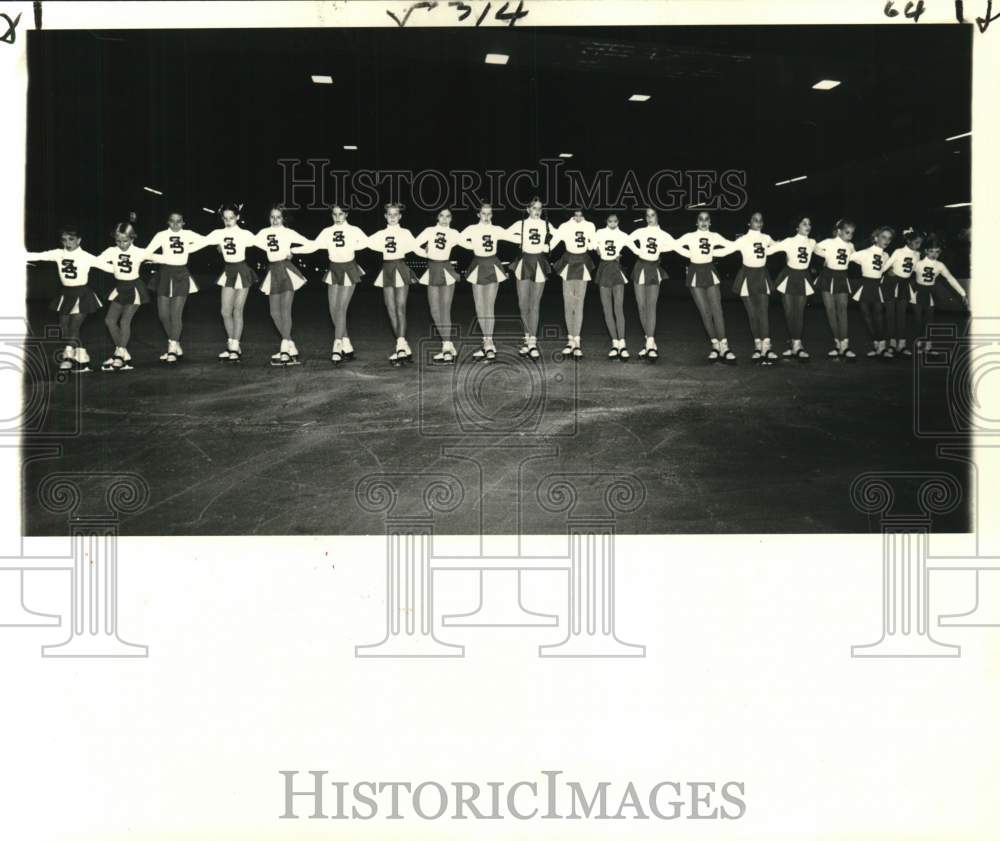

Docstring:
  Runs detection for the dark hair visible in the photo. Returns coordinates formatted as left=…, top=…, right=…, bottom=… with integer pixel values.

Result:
left=58, top=225, right=81, bottom=238
left=606, top=213, right=619, bottom=223
left=902, top=226, right=925, bottom=244
left=923, top=236, right=943, bottom=252
left=526, top=196, right=544, bottom=209
left=269, top=203, right=290, bottom=221
left=871, top=224, right=895, bottom=242
left=793, top=215, right=811, bottom=232
left=329, top=204, right=350, bottom=215
left=834, top=217, right=855, bottom=232
left=747, top=210, right=764, bottom=225
left=218, top=202, right=244, bottom=219
left=384, top=202, right=404, bottom=213
left=112, top=222, right=137, bottom=239
left=167, top=210, right=184, bottom=220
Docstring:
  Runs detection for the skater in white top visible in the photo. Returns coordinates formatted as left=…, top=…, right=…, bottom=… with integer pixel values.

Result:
left=202, top=203, right=261, bottom=362
left=716, top=211, right=778, bottom=364
left=881, top=227, right=923, bottom=357
left=96, top=221, right=157, bottom=371
left=849, top=225, right=894, bottom=358
left=505, top=197, right=554, bottom=360
left=25, top=225, right=105, bottom=373
left=460, top=203, right=512, bottom=362
left=814, top=218, right=857, bottom=359
left=143, top=212, right=212, bottom=363
left=255, top=205, right=310, bottom=366
left=549, top=210, right=597, bottom=358
left=673, top=211, right=737, bottom=363
left=291, top=204, right=369, bottom=364
left=592, top=214, right=636, bottom=360
left=629, top=208, right=677, bottom=362
left=367, top=203, right=420, bottom=365
left=769, top=215, right=818, bottom=361
left=414, top=208, right=464, bottom=364
left=910, top=238, right=969, bottom=356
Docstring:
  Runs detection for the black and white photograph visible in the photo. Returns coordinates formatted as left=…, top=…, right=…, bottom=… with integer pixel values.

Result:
left=3, top=3, right=1000, bottom=841
left=20, top=9, right=973, bottom=534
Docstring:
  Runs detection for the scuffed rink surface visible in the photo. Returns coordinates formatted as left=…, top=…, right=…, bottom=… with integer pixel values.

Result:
left=22, top=282, right=969, bottom=535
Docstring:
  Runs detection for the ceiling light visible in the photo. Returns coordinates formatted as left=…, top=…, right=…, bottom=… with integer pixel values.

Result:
left=946, top=131, right=971, bottom=141
left=485, top=53, right=509, bottom=65
left=629, top=94, right=651, bottom=102
left=311, top=75, right=333, bottom=85
left=812, top=79, right=841, bottom=90
left=343, top=145, right=358, bottom=151
left=558, top=152, right=573, bottom=158
left=143, top=186, right=163, bottom=195
left=944, top=202, right=971, bottom=208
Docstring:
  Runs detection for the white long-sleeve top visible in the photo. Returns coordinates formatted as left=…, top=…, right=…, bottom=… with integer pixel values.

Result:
left=913, top=257, right=966, bottom=297
left=884, top=246, right=921, bottom=279
left=291, top=224, right=368, bottom=263
left=550, top=219, right=596, bottom=255
left=25, top=248, right=103, bottom=286
left=366, top=225, right=418, bottom=259
left=460, top=223, right=510, bottom=258
left=850, top=245, right=890, bottom=279
left=143, top=228, right=208, bottom=266
left=505, top=219, right=553, bottom=255
left=414, top=225, right=464, bottom=261
left=631, top=226, right=677, bottom=260
left=96, top=245, right=154, bottom=280
left=592, top=228, right=635, bottom=260
left=770, top=234, right=817, bottom=270
left=814, top=237, right=856, bottom=270
left=718, top=230, right=774, bottom=268
left=674, top=230, right=733, bottom=265
left=203, top=226, right=260, bottom=263
left=255, top=226, right=308, bottom=262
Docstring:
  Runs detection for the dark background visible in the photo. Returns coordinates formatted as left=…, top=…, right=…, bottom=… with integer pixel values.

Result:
left=25, top=25, right=971, bottom=289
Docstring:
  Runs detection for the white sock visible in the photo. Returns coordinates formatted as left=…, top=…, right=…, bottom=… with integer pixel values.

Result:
left=342, top=337, right=353, bottom=353
left=333, top=339, right=343, bottom=353
left=754, top=338, right=763, bottom=350
left=898, top=339, right=907, bottom=349
left=645, top=336, right=654, bottom=348
left=64, top=345, right=76, bottom=360
left=396, top=337, right=406, bottom=351
left=792, top=339, right=802, bottom=351
left=719, top=338, right=729, bottom=350
left=227, top=338, right=237, bottom=350
left=711, top=338, right=720, bottom=350
left=529, top=335, right=537, bottom=347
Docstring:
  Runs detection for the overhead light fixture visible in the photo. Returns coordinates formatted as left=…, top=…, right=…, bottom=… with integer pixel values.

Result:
left=944, top=202, right=971, bottom=208
left=484, top=53, right=509, bottom=65
left=143, top=186, right=163, bottom=195
left=343, top=145, right=358, bottom=151
left=202, top=207, right=215, bottom=214
left=775, top=175, right=808, bottom=186
left=629, top=93, right=651, bottom=102
left=812, top=79, right=841, bottom=90
left=311, top=75, right=333, bottom=85
left=946, top=131, right=971, bottom=141
left=558, top=152, right=573, bottom=158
